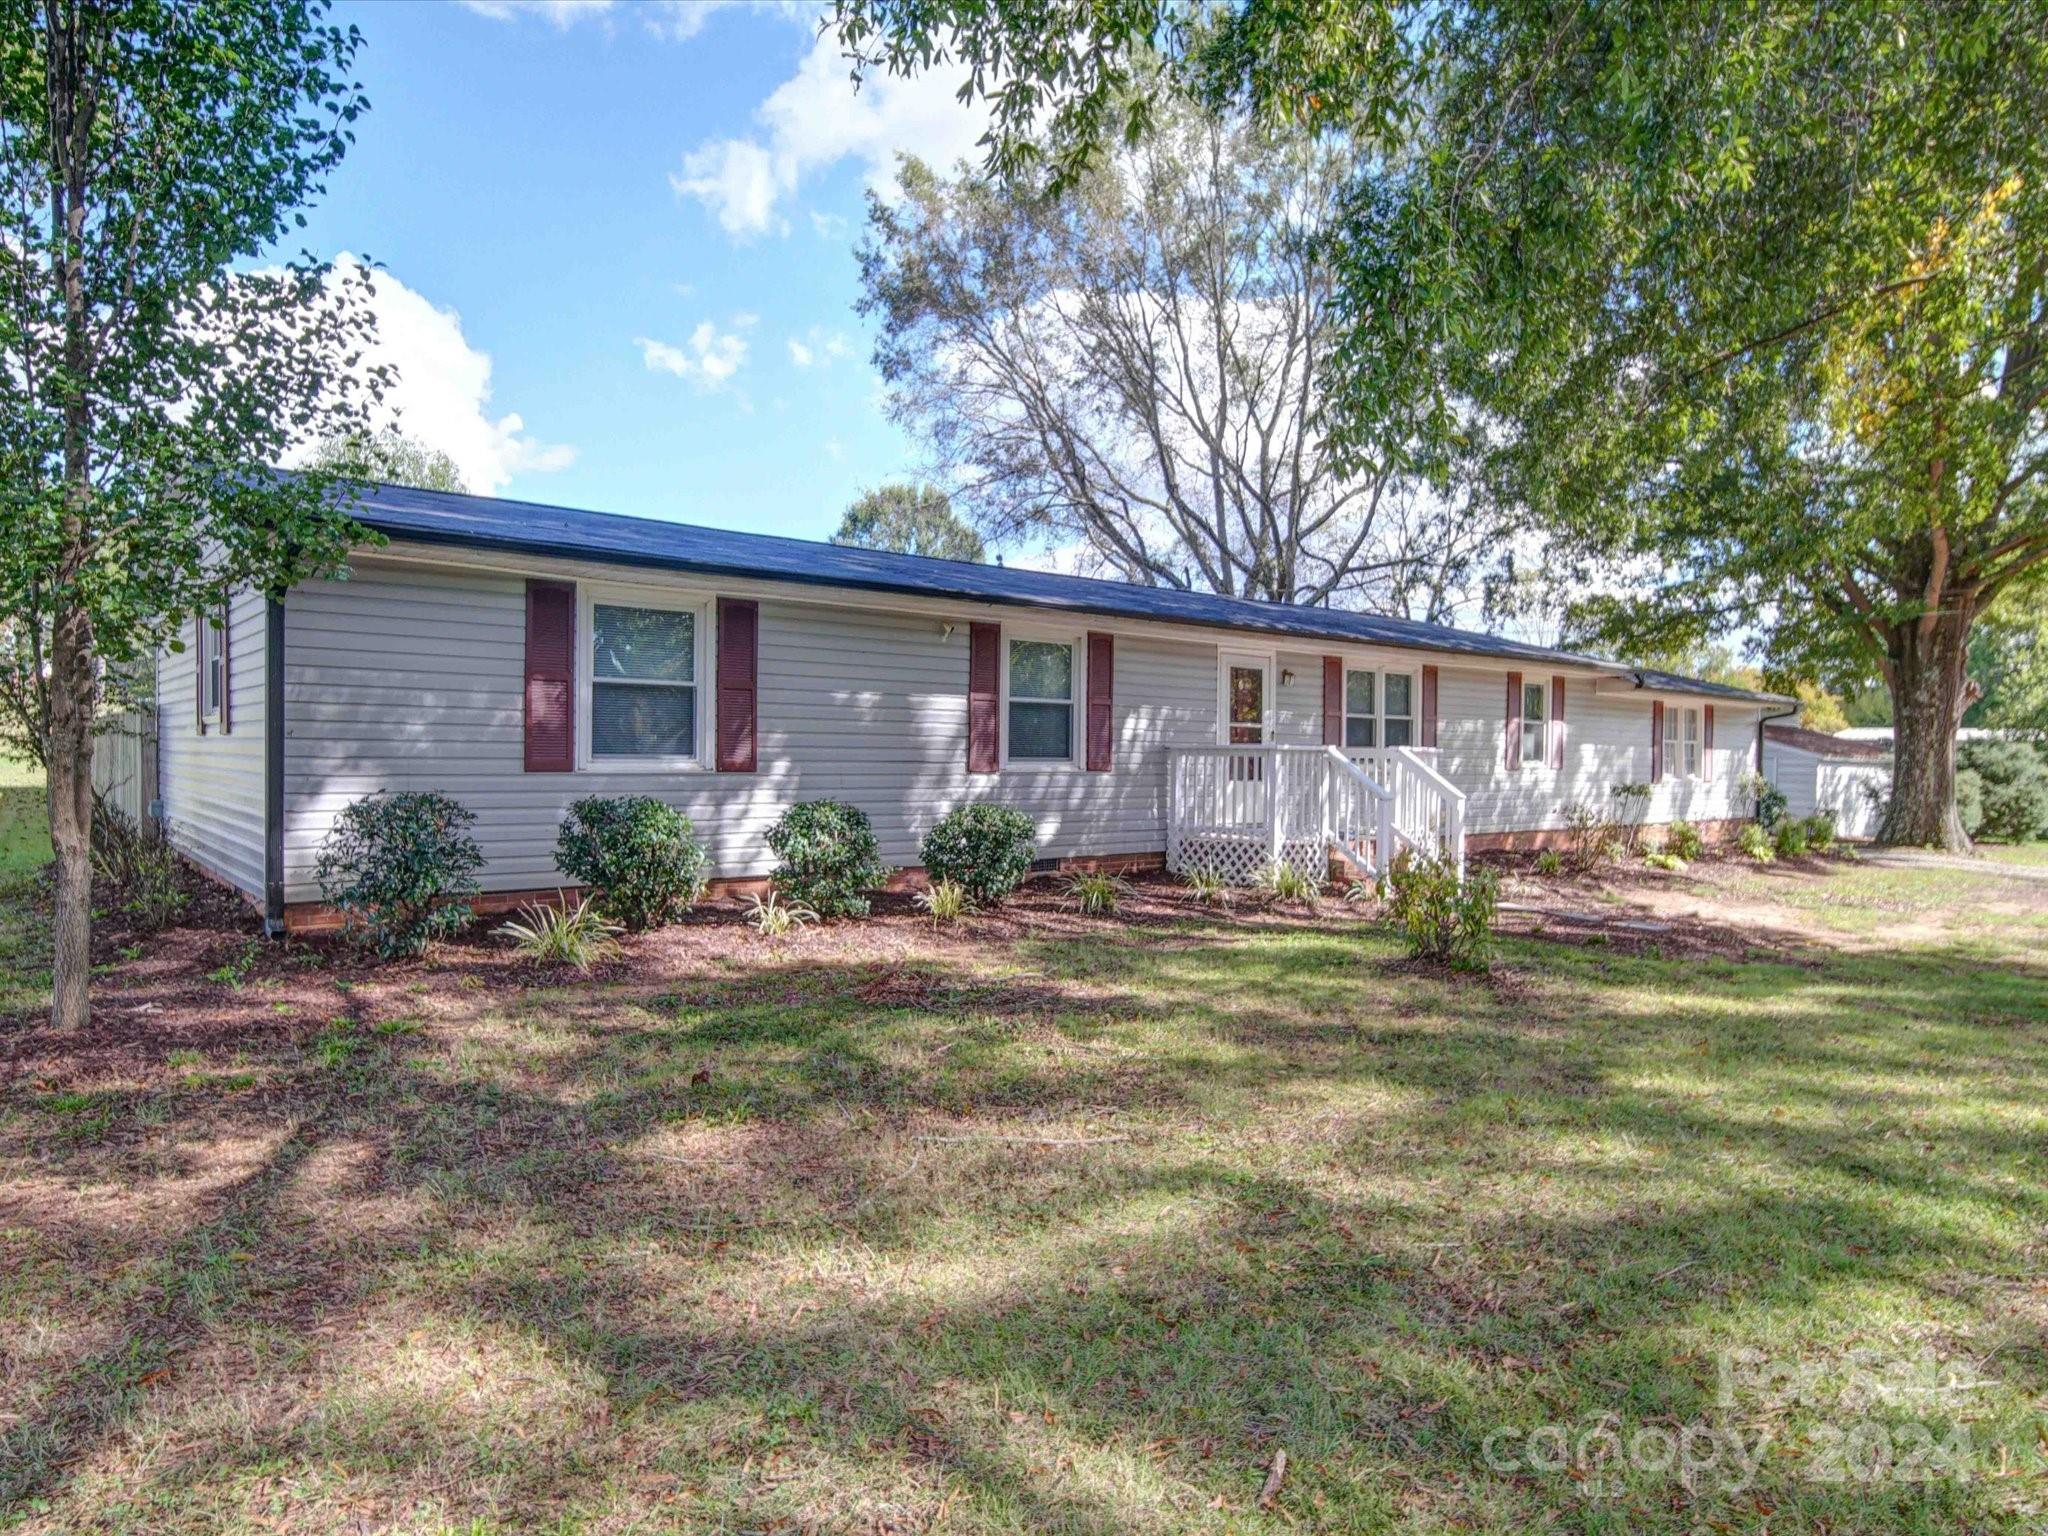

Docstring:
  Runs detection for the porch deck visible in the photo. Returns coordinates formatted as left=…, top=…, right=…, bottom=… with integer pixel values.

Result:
left=1166, top=745, right=1465, bottom=885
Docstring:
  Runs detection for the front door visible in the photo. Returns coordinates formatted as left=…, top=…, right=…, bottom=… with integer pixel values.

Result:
left=1221, top=653, right=1273, bottom=745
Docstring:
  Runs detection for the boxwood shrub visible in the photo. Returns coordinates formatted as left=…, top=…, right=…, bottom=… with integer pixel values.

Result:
left=766, top=799, right=888, bottom=918
left=315, top=791, right=483, bottom=957
left=919, top=804, right=1036, bottom=906
left=553, top=795, right=711, bottom=930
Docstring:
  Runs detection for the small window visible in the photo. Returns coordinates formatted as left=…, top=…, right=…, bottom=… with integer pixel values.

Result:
left=1008, top=638, right=1073, bottom=761
left=1520, top=679, right=1547, bottom=767
left=199, top=612, right=224, bottom=723
left=1383, top=672, right=1414, bottom=747
left=1682, top=707, right=1701, bottom=778
left=591, top=602, right=698, bottom=759
left=1662, top=703, right=1681, bottom=777
left=1344, top=669, right=1377, bottom=748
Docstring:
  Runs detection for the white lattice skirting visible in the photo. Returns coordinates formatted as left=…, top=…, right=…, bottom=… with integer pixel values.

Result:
left=1169, top=831, right=1327, bottom=885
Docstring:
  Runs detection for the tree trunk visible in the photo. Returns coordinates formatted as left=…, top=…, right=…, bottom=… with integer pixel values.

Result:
left=1876, top=606, right=1974, bottom=850
left=45, top=595, right=95, bottom=1028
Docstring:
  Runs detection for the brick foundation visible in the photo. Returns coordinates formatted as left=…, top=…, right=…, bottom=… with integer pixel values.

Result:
left=1465, top=817, right=1752, bottom=855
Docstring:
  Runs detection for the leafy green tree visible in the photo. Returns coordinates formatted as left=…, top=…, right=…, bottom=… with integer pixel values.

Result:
left=1965, top=575, right=2048, bottom=739
left=307, top=429, right=466, bottom=493
left=831, top=0, right=2048, bottom=849
left=832, top=483, right=985, bottom=562
left=0, top=0, right=383, bottom=1027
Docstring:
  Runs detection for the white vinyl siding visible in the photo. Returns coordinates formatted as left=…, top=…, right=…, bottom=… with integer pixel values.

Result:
left=280, top=558, right=1217, bottom=901
left=243, top=552, right=1779, bottom=902
left=156, top=588, right=267, bottom=899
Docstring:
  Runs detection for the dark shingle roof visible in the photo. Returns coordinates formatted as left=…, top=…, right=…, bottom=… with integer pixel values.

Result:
left=1765, top=724, right=1892, bottom=760
left=342, top=481, right=1790, bottom=704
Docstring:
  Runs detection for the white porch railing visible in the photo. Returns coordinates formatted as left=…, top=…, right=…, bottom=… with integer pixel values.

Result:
left=1166, top=744, right=1466, bottom=884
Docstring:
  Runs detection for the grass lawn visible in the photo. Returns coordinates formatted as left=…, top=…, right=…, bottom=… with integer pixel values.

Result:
left=1, top=851, right=2044, bottom=1532
left=0, top=757, right=49, bottom=1018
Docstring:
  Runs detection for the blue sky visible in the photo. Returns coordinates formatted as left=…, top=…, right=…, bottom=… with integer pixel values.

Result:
left=289, top=0, right=988, bottom=542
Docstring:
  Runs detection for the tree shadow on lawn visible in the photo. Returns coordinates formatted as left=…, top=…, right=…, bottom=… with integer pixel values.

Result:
left=3, top=929, right=2044, bottom=1530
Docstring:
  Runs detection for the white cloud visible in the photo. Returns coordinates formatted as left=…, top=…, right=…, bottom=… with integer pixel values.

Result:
left=292, top=258, right=575, bottom=496
left=636, top=316, right=755, bottom=389
left=463, top=0, right=801, bottom=41
left=786, top=326, right=851, bottom=369
left=462, top=0, right=616, bottom=28
left=672, top=30, right=989, bottom=238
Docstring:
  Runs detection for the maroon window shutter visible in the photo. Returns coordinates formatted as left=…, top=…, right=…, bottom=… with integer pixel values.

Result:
left=1321, top=656, right=1343, bottom=746
left=1421, top=665, right=1439, bottom=748
left=1505, top=671, right=1523, bottom=770
left=967, top=621, right=1000, bottom=773
left=716, top=597, right=759, bottom=772
left=1651, top=700, right=1665, bottom=783
left=524, top=580, right=576, bottom=772
left=1703, top=704, right=1715, bottom=775
left=1085, top=630, right=1114, bottom=771
left=1549, top=676, right=1564, bottom=770
left=193, top=613, right=206, bottom=733
left=217, top=603, right=232, bottom=735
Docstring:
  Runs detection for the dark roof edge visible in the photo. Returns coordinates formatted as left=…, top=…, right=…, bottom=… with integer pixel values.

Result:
left=347, top=493, right=1791, bottom=707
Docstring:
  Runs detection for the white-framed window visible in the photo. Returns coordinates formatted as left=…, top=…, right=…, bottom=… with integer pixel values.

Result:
left=1661, top=703, right=1703, bottom=778
left=1519, top=677, right=1548, bottom=767
left=1382, top=671, right=1415, bottom=747
left=198, top=610, right=224, bottom=726
left=582, top=589, right=710, bottom=768
left=1005, top=635, right=1076, bottom=763
left=1343, top=667, right=1417, bottom=749
left=1344, top=668, right=1377, bottom=748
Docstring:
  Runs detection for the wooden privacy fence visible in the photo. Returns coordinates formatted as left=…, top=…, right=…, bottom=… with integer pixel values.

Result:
left=91, top=707, right=159, bottom=828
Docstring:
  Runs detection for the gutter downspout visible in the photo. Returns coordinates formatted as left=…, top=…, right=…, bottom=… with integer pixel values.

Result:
left=263, top=594, right=286, bottom=938
left=1756, top=700, right=1801, bottom=799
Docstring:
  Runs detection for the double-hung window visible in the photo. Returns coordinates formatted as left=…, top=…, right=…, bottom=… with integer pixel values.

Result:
left=1661, top=703, right=1703, bottom=778
left=1382, top=672, right=1414, bottom=747
left=1007, top=638, right=1074, bottom=761
left=1520, top=678, right=1548, bottom=767
left=1344, top=668, right=1416, bottom=749
left=1344, top=669, right=1378, bottom=748
left=590, top=600, right=700, bottom=761
left=198, top=613, right=224, bottom=725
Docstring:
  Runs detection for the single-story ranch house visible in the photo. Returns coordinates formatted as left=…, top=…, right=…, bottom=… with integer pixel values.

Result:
left=143, top=483, right=1793, bottom=932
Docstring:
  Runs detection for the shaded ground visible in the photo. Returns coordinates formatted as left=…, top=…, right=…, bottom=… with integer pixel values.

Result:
left=2, top=820, right=2045, bottom=1532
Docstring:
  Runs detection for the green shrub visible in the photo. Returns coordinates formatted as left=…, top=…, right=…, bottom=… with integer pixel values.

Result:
left=553, top=795, right=710, bottom=930
left=1664, top=820, right=1705, bottom=861
left=747, top=889, right=817, bottom=937
left=315, top=792, right=483, bottom=957
left=91, top=803, right=189, bottom=931
left=1804, top=810, right=1838, bottom=852
left=1644, top=850, right=1687, bottom=872
left=494, top=895, right=621, bottom=971
left=1737, top=822, right=1775, bottom=862
left=1741, top=771, right=1789, bottom=830
left=1957, top=740, right=2048, bottom=843
left=766, top=800, right=888, bottom=917
left=1533, top=848, right=1564, bottom=877
left=916, top=878, right=970, bottom=923
left=1063, top=870, right=1129, bottom=916
left=1774, top=818, right=1810, bottom=858
left=1609, top=781, right=1653, bottom=853
left=1560, top=801, right=1615, bottom=871
left=1182, top=864, right=1233, bottom=906
left=1255, top=860, right=1320, bottom=905
left=1383, top=851, right=1497, bottom=971
left=919, top=804, right=1036, bottom=905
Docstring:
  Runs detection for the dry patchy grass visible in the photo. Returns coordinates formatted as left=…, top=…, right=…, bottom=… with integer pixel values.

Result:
left=0, top=857, right=2044, bottom=1533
